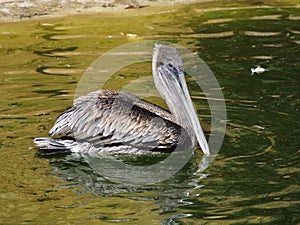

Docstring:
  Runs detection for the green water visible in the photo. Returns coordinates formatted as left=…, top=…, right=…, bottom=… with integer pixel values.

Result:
left=0, top=1, right=299, bottom=224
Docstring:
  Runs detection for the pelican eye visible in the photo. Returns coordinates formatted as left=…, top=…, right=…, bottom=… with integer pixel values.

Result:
left=167, top=63, right=179, bottom=77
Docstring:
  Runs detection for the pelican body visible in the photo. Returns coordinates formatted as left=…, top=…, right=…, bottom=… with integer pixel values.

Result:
left=34, top=45, right=210, bottom=155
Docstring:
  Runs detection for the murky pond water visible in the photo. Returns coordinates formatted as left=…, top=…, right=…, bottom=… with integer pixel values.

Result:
left=1, top=2, right=299, bottom=224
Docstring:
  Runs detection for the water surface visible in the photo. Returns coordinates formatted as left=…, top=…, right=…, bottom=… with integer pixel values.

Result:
left=0, top=2, right=299, bottom=224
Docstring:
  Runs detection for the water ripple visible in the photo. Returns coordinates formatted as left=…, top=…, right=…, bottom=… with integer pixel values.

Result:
left=244, top=31, right=282, bottom=37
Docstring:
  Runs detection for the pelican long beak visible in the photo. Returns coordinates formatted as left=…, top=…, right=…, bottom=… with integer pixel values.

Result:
left=178, top=74, right=210, bottom=155
left=158, top=65, right=210, bottom=155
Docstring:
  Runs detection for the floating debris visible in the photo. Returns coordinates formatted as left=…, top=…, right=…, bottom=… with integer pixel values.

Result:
left=251, top=66, right=269, bottom=75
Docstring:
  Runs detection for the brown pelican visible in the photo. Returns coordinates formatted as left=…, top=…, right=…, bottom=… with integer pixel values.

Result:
left=34, top=44, right=210, bottom=155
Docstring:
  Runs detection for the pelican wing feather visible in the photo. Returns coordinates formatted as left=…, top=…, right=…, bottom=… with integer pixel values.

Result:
left=49, top=90, right=182, bottom=151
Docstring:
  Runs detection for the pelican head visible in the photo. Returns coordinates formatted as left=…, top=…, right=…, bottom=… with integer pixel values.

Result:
left=152, top=44, right=210, bottom=155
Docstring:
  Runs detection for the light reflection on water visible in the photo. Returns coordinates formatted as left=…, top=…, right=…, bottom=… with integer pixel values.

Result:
left=0, top=3, right=299, bottom=224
